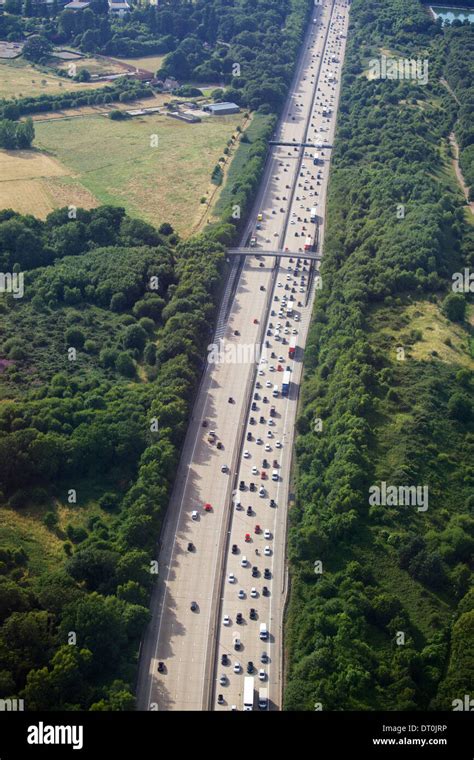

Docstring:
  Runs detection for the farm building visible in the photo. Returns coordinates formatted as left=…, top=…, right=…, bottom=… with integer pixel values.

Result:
left=203, top=102, right=240, bottom=116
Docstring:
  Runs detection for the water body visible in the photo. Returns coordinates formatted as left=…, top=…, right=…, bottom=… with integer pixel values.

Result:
left=430, top=5, right=474, bottom=22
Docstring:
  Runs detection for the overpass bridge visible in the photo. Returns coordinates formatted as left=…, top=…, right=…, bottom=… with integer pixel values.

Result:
left=227, top=247, right=322, bottom=262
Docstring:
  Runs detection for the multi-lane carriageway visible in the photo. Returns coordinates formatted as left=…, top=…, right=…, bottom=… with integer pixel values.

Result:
left=136, top=0, right=350, bottom=712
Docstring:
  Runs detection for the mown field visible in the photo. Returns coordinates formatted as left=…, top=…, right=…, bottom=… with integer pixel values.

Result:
left=34, top=112, right=246, bottom=234
left=0, top=149, right=99, bottom=219
left=0, top=58, right=109, bottom=99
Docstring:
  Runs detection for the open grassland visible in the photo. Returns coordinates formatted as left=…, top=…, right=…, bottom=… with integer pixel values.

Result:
left=109, top=54, right=166, bottom=72
left=0, top=149, right=99, bottom=218
left=369, top=300, right=474, bottom=369
left=0, top=58, right=108, bottom=100
left=35, top=112, right=246, bottom=235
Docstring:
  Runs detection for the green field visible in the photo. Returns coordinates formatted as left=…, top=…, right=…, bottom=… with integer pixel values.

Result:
left=0, top=57, right=108, bottom=100
left=35, top=112, right=245, bottom=235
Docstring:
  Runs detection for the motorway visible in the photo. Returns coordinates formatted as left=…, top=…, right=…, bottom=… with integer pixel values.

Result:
left=136, top=0, right=350, bottom=712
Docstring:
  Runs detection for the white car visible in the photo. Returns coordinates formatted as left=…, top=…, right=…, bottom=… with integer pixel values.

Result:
left=228, top=573, right=236, bottom=583
left=267, top=431, right=273, bottom=438
left=264, top=443, right=271, bottom=451
left=221, top=464, right=228, bottom=472
left=238, top=589, right=245, bottom=599
left=258, top=669, right=266, bottom=681
left=275, top=440, right=282, bottom=448
left=268, top=419, right=275, bottom=426
left=233, top=662, right=241, bottom=674
left=269, top=365, right=275, bottom=372
left=264, top=529, right=272, bottom=539
left=292, top=328, right=298, bottom=334
left=264, top=546, right=271, bottom=556
left=252, top=466, right=258, bottom=475
left=192, top=510, right=199, bottom=520
left=266, top=381, right=272, bottom=388
left=295, top=315, right=300, bottom=322
left=259, top=487, right=265, bottom=497
left=223, top=615, right=231, bottom=626
left=277, top=281, right=283, bottom=287
left=256, top=437, right=263, bottom=445
left=258, top=370, right=264, bottom=376
left=220, top=674, right=227, bottom=686
left=250, top=587, right=258, bottom=598
left=243, top=450, right=250, bottom=459
left=241, top=556, right=248, bottom=567
left=278, top=356, right=284, bottom=361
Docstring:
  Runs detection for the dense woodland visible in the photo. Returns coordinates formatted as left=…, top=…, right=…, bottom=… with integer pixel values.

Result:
left=285, top=0, right=474, bottom=710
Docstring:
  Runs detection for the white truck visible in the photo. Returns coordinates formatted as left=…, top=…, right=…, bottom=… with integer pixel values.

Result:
left=259, top=622, right=268, bottom=640
left=258, top=687, right=268, bottom=710
left=310, top=207, right=318, bottom=222
left=243, top=676, right=254, bottom=711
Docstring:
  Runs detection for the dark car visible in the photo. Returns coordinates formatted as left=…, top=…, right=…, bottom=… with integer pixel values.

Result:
left=157, top=661, right=165, bottom=673
left=250, top=608, right=257, bottom=620
left=252, top=566, right=259, bottom=577
left=190, top=601, right=198, bottom=611
left=187, top=542, right=194, bottom=552
left=251, top=402, right=257, bottom=411
left=262, top=586, right=269, bottom=596
left=259, top=416, right=265, bottom=424
left=217, top=694, right=225, bottom=704
left=264, top=568, right=271, bottom=579
left=247, top=432, right=252, bottom=441
left=263, top=396, right=268, bottom=403
left=270, top=499, right=276, bottom=508
left=247, top=661, right=254, bottom=673
left=232, top=544, right=238, bottom=554
left=250, top=483, right=256, bottom=492
left=221, top=654, right=229, bottom=666
left=249, top=417, right=256, bottom=425
left=247, top=506, right=253, bottom=516
left=216, top=441, right=223, bottom=449
left=236, top=612, right=243, bottom=624
left=239, top=480, right=245, bottom=490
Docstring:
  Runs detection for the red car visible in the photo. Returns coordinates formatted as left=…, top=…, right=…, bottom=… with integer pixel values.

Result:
left=204, top=503, right=212, bottom=512
left=254, top=525, right=261, bottom=534
left=261, top=471, right=266, bottom=479
left=253, top=318, right=258, bottom=324
left=245, top=533, right=251, bottom=542
left=277, top=364, right=283, bottom=371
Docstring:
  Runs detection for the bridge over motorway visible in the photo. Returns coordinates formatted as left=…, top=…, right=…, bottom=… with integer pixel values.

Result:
left=227, top=247, right=322, bottom=261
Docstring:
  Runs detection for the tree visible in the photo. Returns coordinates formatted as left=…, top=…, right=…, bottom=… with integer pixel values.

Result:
left=442, top=293, right=466, bottom=322
left=123, top=324, right=147, bottom=352
left=65, top=327, right=85, bottom=349
left=116, top=352, right=135, bottom=377
left=23, top=35, right=53, bottom=63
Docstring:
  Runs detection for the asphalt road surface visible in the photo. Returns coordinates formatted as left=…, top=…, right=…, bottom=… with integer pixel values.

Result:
left=136, top=0, right=350, bottom=712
